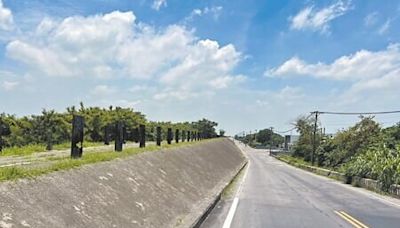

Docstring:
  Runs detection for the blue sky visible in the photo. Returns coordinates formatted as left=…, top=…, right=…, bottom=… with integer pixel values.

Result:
left=1, top=0, right=400, bottom=135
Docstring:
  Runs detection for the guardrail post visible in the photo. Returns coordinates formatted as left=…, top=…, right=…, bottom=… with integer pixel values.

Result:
left=71, top=115, right=84, bottom=158
left=139, top=124, right=145, bottom=148
left=187, top=130, right=190, bottom=142
left=115, top=121, right=123, bottom=152
left=0, top=119, right=11, bottom=153
left=167, top=128, right=172, bottom=144
left=182, top=130, right=186, bottom=142
left=156, top=126, right=161, bottom=146
left=175, top=129, right=179, bottom=143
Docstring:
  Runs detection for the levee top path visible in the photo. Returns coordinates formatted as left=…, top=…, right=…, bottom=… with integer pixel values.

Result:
left=0, top=142, right=156, bottom=168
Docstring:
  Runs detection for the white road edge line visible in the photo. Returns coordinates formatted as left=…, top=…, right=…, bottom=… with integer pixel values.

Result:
left=222, top=141, right=250, bottom=228
left=222, top=197, right=239, bottom=228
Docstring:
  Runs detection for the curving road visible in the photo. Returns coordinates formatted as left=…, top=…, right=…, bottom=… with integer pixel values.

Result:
left=201, top=142, right=400, bottom=228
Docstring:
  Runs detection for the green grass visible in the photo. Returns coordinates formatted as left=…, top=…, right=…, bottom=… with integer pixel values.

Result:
left=277, top=154, right=312, bottom=166
left=1, top=141, right=108, bottom=157
left=222, top=163, right=247, bottom=199
left=52, top=141, right=105, bottom=150
left=0, top=139, right=219, bottom=182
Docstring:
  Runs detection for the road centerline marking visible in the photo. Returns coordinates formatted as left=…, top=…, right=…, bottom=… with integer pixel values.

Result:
left=334, top=210, right=369, bottom=228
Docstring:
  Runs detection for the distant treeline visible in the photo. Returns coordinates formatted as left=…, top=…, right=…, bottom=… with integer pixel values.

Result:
left=0, top=102, right=219, bottom=148
left=235, top=128, right=284, bottom=147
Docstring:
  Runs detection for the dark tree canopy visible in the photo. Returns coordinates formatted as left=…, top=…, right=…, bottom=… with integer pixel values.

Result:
left=192, top=118, right=218, bottom=139
left=0, top=104, right=219, bottom=149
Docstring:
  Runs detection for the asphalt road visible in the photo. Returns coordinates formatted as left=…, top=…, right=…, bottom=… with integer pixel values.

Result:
left=201, top=142, right=400, bottom=228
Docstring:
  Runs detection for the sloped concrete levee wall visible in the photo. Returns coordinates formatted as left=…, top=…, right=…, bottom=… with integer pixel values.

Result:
left=0, top=138, right=246, bottom=228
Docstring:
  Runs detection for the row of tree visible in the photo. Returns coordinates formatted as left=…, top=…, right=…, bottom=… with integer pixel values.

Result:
left=0, top=103, right=221, bottom=150
left=292, top=115, right=400, bottom=190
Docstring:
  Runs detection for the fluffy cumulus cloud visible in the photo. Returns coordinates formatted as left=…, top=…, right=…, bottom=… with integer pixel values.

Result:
left=5, top=11, right=244, bottom=100
left=289, top=0, right=352, bottom=33
left=268, top=44, right=400, bottom=101
left=268, top=44, right=400, bottom=80
left=0, top=0, right=13, bottom=30
left=159, top=39, right=243, bottom=93
left=151, top=0, right=167, bottom=11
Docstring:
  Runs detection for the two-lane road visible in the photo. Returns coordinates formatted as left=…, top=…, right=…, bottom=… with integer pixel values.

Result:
left=201, top=142, right=400, bottom=228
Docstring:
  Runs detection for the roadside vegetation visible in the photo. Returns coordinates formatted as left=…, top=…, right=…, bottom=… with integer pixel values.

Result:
left=0, top=102, right=222, bottom=156
left=235, top=128, right=284, bottom=148
left=292, top=116, right=400, bottom=191
left=0, top=141, right=105, bottom=157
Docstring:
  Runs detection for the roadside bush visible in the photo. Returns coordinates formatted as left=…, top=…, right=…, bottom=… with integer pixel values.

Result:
left=344, top=144, right=400, bottom=191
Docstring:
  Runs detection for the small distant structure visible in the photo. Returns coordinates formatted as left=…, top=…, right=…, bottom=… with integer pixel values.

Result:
left=324, top=133, right=335, bottom=139
left=284, top=135, right=299, bottom=151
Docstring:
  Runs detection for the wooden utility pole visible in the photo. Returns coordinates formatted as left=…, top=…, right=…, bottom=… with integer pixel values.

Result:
left=311, top=111, right=319, bottom=166
left=270, top=127, right=273, bottom=154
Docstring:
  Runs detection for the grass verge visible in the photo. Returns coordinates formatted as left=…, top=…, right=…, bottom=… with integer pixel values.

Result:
left=0, top=139, right=219, bottom=182
left=1, top=141, right=105, bottom=157
left=222, top=162, right=248, bottom=199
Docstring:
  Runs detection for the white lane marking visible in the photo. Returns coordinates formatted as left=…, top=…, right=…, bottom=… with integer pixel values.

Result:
left=222, top=197, right=239, bottom=228
left=222, top=141, right=250, bottom=228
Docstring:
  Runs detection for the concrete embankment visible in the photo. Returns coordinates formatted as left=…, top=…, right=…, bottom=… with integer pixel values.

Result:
left=0, top=138, right=246, bottom=228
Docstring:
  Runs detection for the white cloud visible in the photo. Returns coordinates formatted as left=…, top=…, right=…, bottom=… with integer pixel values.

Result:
left=5, top=10, right=244, bottom=100
left=158, top=39, right=243, bottom=97
left=129, top=85, right=155, bottom=93
left=152, top=0, right=167, bottom=11
left=0, top=0, right=13, bottom=30
left=268, top=44, right=400, bottom=103
left=187, top=6, right=223, bottom=21
left=114, top=99, right=141, bottom=108
left=268, top=44, right=400, bottom=81
left=378, top=19, right=391, bottom=35
left=91, top=85, right=116, bottom=97
left=153, top=90, right=199, bottom=101
left=364, top=12, right=379, bottom=27
left=1, top=80, right=19, bottom=91
left=289, top=0, right=352, bottom=33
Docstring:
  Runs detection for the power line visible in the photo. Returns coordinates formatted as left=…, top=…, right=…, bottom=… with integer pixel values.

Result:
left=316, top=110, right=400, bottom=115
left=274, top=113, right=315, bottom=134
left=275, top=126, right=297, bottom=134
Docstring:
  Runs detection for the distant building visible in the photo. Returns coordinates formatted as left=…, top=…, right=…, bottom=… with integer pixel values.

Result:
left=284, top=135, right=299, bottom=151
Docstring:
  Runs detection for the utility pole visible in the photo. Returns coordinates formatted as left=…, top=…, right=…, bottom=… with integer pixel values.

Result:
left=270, top=127, right=273, bottom=154
left=311, top=111, right=319, bottom=166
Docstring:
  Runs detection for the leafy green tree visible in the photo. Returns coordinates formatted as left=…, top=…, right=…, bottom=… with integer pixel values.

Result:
left=30, top=109, right=70, bottom=150
left=192, top=118, right=218, bottom=138
left=0, top=103, right=219, bottom=150
left=323, top=116, right=380, bottom=167
left=293, top=115, right=319, bottom=161
left=256, top=129, right=272, bottom=145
